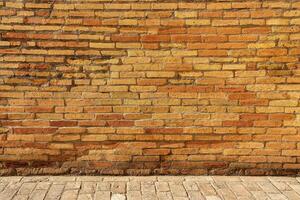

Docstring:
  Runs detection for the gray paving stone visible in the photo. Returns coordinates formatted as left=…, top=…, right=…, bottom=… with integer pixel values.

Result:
left=183, top=181, right=199, bottom=191
left=48, top=176, right=76, bottom=182
left=44, top=184, right=64, bottom=200
left=0, top=182, right=23, bottom=200
left=141, top=182, right=156, bottom=195
left=12, top=194, right=28, bottom=200
left=287, top=183, right=300, bottom=194
left=96, top=182, right=110, bottom=191
left=0, top=176, right=298, bottom=199
left=169, top=183, right=188, bottom=197
left=271, top=181, right=292, bottom=191
left=270, top=177, right=297, bottom=182
left=240, top=176, right=268, bottom=182
left=60, top=189, right=78, bottom=200
left=213, top=176, right=241, bottom=182
left=21, top=177, right=49, bottom=183
left=0, top=177, right=23, bottom=183
left=251, top=191, right=270, bottom=200
left=214, top=183, right=237, bottom=200
left=158, top=176, right=185, bottom=182
left=29, top=189, right=48, bottom=200
left=94, top=191, right=110, bottom=200
left=127, top=191, right=142, bottom=200
left=197, top=183, right=217, bottom=196
left=65, top=181, right=81, bottom=190
left=173, top=197, right=189, bottom=200
left=282, top=190, right=300, bottom=200
left=157, top=191, right=172, bottom=200
left=205, top=196, right=222, bottom=200
left=77, top=193, right=93, bottom=200
left=79, top=182, right=96, bottom=194
left=111, top=182, right=126, bottom=194
left=187, top=190, right=205, bottom=200
left=227, top=182, right=253, bottom=199
left=76, top=176, right=103, bottom=182
left=35, top=182, right=51, bottom=190
left=242, top=182, right=262, bottom=192
left=111, top=193, right=126, bottom=200
left=258, top=182, right=280, bottom=194
left=0, top=182, right=8, bottom=192
left=103, top=177, right=130, bottom=182
left=17, top=183, right=36, bottom=195
left=155, top=182, right=170, bottom=192
left=267, top=193, right=288, bottom=200
left=185, top=176, right=213, bottom=183
left=127, top=181, right=140, bottom=191
left=129, top=176, right=157, bottom=182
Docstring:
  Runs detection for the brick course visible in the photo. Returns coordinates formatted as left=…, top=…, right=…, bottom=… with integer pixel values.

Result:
left=0, top=0, right=300, bottom=176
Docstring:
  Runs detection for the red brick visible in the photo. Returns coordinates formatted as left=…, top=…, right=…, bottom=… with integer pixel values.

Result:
left=143, top=149, right=170, bottom=155
left=240, top=99, right=269, bottom=106
left=201, top=35, right=227, bottom=42
left=158, top=28, right=186, bottom=35
left=50, top=121, right=78, bottom=127
left=223, top=121, right=253, bottom=127
left=107, top=121, right=134, bottom=127
left=269, top=114, right=295, bottom=120
left=25, top=106, right=53, bottom=113
left=251, top=10, right=280, bottom=18
left=188, top=27, right=216, bottom=34
left=137, top=79, right=166, bottom=86
left=13, top=128, right=57, bottom=134
left=111, top=34, right=140, bottom=42
left=198, top=50, right=228, bottom=56
left=257, top=49, right=287, bottom=56
left=228, top=93, right=256, bottom=100
left=145, top=128, right=183, bottom=134
left=171, top=35, right=201, bottom=42
left=229, top=35, right=258, bottom=42
left=254, top=120, right=282, bottom=127
left=242, top=27, right=272, bottom=34
left=96, top=114, right=124, bottom=120
left=240, top=114, right=268, bottom=120
left=141, top=35, right=170, bottom=42
left=82, top=18, right=102, bottom=26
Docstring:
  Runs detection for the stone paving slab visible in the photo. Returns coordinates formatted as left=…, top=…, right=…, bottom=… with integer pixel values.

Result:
left=0, top=176, right=299, bottom=199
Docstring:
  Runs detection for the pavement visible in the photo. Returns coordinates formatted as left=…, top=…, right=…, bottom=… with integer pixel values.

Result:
left=0, top=176, right=299, bottom=200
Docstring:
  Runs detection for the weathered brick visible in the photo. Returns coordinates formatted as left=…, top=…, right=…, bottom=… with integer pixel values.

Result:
left=141, top=35, right=170, bottom=42
left=242, top=27, right=271, bottom=34
left=207, top=3, right=231, bottom=10
left=0, top=0, right=298, bottom=176
left=270, top=100, right=298, bottom=107
left=81, top=135, right=107, bottom=141
left=151, top=3, right=178, bottom=10
left=175, top=11, right=197, bottom=19
left=185, top=19, right=210, bottom=26
left=212, top=20, right=239, bottom=26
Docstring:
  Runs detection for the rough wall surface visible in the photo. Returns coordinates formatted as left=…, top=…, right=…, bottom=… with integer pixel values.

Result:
left=0, top=0, right=300, bottom=176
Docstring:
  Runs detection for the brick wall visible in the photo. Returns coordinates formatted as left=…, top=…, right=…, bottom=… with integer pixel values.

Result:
left=0, top=0, right=300, bottom=176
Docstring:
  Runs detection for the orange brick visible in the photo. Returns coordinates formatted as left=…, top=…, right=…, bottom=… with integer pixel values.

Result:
left=207, top=3, right=231, bottom=10
left=242, top=27, right=272, bottom=34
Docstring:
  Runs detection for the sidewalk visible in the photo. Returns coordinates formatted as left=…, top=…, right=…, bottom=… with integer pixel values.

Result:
left=0, top=176, right=299, bottom=200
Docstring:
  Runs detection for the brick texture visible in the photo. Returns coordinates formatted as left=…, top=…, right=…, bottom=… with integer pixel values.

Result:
left=0, top=0, right=300, bottom=176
